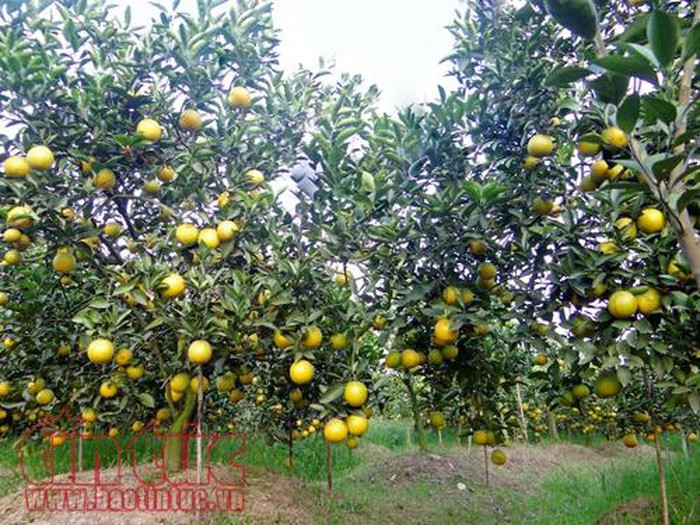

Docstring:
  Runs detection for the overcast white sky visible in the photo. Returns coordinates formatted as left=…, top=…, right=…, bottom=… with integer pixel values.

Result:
left=121, top=0, right=462, bottom=112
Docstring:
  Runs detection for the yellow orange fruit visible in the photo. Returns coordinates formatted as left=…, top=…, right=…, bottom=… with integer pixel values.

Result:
left=301, top=326, right=323, bottom=349
left=157, top=165, right=176, bottom=182
left=82, top=408, right=98, bottom=423
left=385, top=351, right=401, bottom=368
left=103, top=222, right=121, bottom=237
left=273, top=330, right=293, bottom=349
left=473, top=430, right=489, bottom=446
left=491, top=449, right=507, bottom=465
left=608, top=291, right=638, bottom=318
left=590, top=159, right=609, bottom=182
left=434, top=318, right=458, bottom=343
left=478, top=262, right=497, bottom=280
left=114, top=348, right=132, bottom=365
left=469, top=240, right=487, bottom=256
left=0, top=381, right=12, bottom=397
left=527, top=134, right=554, bottom=157
left=637, top=288, right=661, bottom=315
left=94, top=168, right=116, bottom=190
left=216, top=220, right=239, bottom=241
left=170, top=373, right=191, bottom=393
left=188, top=340, right=213, bottom=364
left=344, top=381, right=368, bottom=407
left=178, top=109, right=202, bottom=131
left=126, top=365, right=144, bottom=380
left=161, top=273, right=186, bottom=299
left=623, top=434, right=637, bottom=448
left=198, top=227, right=220, bottom=248
left=442, top=286, right=459, bottom=305
left=100, top=381, right=119, bottom=399
left=3, top=228, right=21, bottom=242
left=522, top=156, right=541, bottom=170
left=246, top=169, right=265, bottom=186
left=441, top=345, right=459, bottom=360
left=346, top=415, right=369, bottom=436
left=136, top=118, right=162, bottom=141
left=176, top=223, right=199, bottom=246
left=87, top=338, right=114, bottom=364
left=614, top=217, right=637, bottom=240
left=577, top=140, right=600, bottom=157
left=637, top=208, right=665, bottom=234
left=53, top=250, right=76, bottom=274
left=400, top=349, right=421, bottom=369
left=572, top=384, right=590, bottom=400
left=290, top=359, right=314, bottom=384
left=594, top=373, right=622, bottom=399
left=602, top=126, right=627, bottom=149
left=7, top=205, right=33, bottom=229
left=228, top=87, right=252, bottom=108
left=36, top=388, right=55, bottom=404
left=3, top=156, right=30, bottom=177
left=27, top=146, right=55, bottom=169
left=599, top=241, right=619, bottom=255
left=330, top=333, right=349, bottom=350
left=323, top=418, right=348, bottom=443
left=580, top=175, right=597, bottom=192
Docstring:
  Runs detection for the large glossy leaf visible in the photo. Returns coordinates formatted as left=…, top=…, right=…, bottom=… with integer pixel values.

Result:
left=647, top=11, right=679, bottom=68
left=593, top=54, right=657, bottom=85
left=616, top=94, right=640, bottom=134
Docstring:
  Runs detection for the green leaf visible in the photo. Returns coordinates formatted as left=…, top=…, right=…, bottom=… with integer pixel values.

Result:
left=89, top=298, right=111, bottom=309
left=137, top=392, right=155, bottom=408
left=589, top=73, right=629, bottom=105
left=318, top=383, right=344, bottom=404
left=689, top=392, right=700, bottom=414
left=649, top=153, right=684, bottom=180
left=544, top=66, right=592, bottom=87
left=593, top=55, right=657, bottom=85
left=647, top=11, right=679, bottom=69
left=617, top=367, right=631, bottom=386
left=463, top=180, right=482, bottom=202
left=616, top=13, right=650, bottom=43
left=682, top=23, right=700, bottom=61
left=643, top=95, right=676, bottom=124
left=360, top=171, right=375, bottom=194
left=677, top=189, right=700, bottom=212
left=616, top=94, right=640, bottom=133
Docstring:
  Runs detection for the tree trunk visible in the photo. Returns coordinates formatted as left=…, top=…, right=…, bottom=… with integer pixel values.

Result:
left=404, top=377, right=426, bottom=452
left=546, top=408, right=559, bottom=440
left=653, top=431, right=670, bottom=525
left=515, top=383, right=529, bottom=443
left=196, top=367, right=204, bottom=484
left=165, top=388, right=197, bottom=472
left=483, top=445, right=490, bottom=487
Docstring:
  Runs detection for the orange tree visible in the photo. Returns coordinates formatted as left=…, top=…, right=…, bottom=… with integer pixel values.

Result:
left=535, top=2, right=700, bottom=520
left=429, top=0, right=700, bottom=520
left=0, top=0, right=373, bottom=470
left=293, top=6, right=578, bottom=457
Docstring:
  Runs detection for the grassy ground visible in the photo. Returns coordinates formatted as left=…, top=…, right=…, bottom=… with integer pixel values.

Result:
left=0, top=421, right=698, bottom=524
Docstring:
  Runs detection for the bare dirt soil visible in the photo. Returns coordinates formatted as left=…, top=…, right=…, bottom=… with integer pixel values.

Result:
left=0, top=442, right=654, bottom=525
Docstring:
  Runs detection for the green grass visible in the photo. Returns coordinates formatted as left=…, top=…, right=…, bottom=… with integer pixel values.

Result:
left=0, top=421, right=698, bottom=524
left=506, top=440, right=700, bottom=525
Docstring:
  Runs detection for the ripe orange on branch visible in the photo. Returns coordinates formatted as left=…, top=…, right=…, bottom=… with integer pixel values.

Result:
left=188, top=340, right=213, bottom=364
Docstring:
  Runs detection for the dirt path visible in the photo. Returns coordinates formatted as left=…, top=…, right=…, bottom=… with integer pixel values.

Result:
left=0, top=442, right=654, bottom=525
